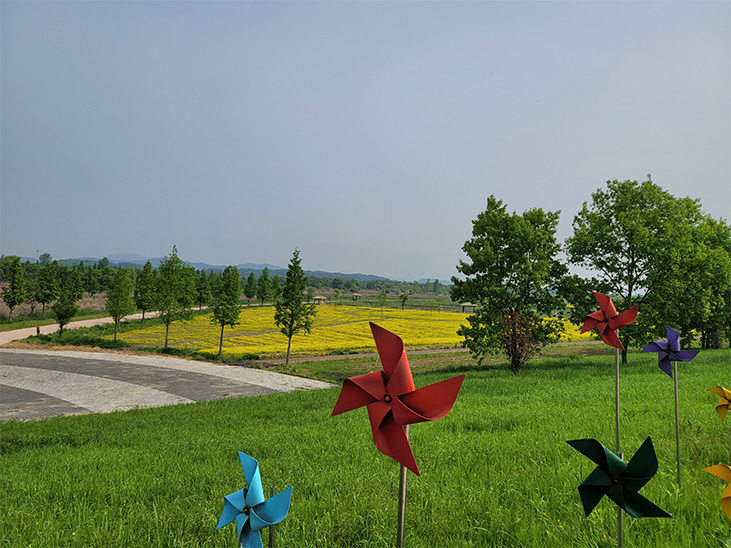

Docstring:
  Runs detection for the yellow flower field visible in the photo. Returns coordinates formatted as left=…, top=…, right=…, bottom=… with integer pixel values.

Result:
left=112, top=304, right=592, bottom=357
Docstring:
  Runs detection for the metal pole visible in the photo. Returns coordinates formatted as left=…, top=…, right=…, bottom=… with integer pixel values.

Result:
left=396, top=424, right=409, bottom=548
left=615, top=344, right=623, bottom=548
left=618, top=452, right=624, bottom=548
left=269, top=485, right=276, bottom=548
left=615, top=346, right=621, bottom=454
left=673, top=361, right=682, bottom=488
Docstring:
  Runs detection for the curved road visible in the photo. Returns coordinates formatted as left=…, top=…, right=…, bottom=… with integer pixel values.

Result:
left=0, top=349, right=332, bottom=421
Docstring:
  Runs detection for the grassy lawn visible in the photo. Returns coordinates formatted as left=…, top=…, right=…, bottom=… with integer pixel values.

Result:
left=2, top=348, right=729, bottom=547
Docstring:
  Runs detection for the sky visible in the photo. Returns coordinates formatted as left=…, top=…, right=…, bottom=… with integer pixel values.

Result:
left=1, top=1, right=729, bottom=281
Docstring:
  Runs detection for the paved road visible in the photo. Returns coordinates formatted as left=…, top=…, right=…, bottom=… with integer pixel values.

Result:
left=0, top=349, right=332, bottom=421
left=0, top=311, right=162, bottom=345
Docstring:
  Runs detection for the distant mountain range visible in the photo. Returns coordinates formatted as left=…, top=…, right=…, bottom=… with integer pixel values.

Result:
left=16, top=253, right=451, bottom=284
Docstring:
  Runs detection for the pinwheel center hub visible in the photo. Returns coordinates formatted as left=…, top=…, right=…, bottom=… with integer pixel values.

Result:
left=383, top=393, right=393, bottom=404
left=243, top=505, right=251, bottom=516
left=611, top=477, right=620, bottom=486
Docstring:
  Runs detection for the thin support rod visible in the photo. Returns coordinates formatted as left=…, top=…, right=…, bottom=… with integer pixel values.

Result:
left=269, top=485, right=276, bottom=548
left=618, top=452, right=625, bottom=548
left=673, top=361, right=682, bottom=488
left=615, top=346, right=621, bottom=454
left=396, top=424, right=409, bottom=548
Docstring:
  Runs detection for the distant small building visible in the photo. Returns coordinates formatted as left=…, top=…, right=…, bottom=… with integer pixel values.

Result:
left=313, top=296, right=327, bottom=305
left=461, top=302, right=476, bottom=313
left=351, top=293, right=362, bottom=301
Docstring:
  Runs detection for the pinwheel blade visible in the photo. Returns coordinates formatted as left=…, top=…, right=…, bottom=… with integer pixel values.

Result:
left=236, top=513, right=258, bottom=548
left=577, top=468, right=612, bottom=516
left=709, top=386, right=731, bottom=421
left=249, top=486, right=293, bottom=531
left=567, top=438, right=626, bottom=477
left=621, top=489, right=672, bottom=518
left=396, top=375, right=465, bottom=424
left=672, top=350, right=699, bottom=363
left=217, top=489, right=246, bottom=529
left=599, top=325, right=625, bottom=350
left=372, top=411, right=420, bottom=475
left=622, top=437, right=658, bottom=492
left=593, top=292, right=618, bottom=318
left=239, top=452, right=266, bottom=508
left=641, top=341, right=666, bottom=354
left=370, top=322, right=416, bottom=395
left=666, top=326, right=680, bottom=351
left=332, top=371, right=383, bottom=416
left=704, top=464, right=731, bottom=522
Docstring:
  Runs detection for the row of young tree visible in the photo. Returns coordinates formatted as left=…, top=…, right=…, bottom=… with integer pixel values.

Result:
left=1, top=245, right=317, bottom=363
left=450, top=177, right=731, bottom=373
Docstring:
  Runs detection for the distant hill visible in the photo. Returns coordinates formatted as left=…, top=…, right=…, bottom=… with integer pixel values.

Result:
left=13, top=253, right=450, bottom=284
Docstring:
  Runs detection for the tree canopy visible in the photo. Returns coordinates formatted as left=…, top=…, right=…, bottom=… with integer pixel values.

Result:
left=210, top=265, right=241, bottom=358
left=155, top=245, right=195, bottom=349
left=450, top=196, right=566, bottom=373
left=274, top=249, right=317, bottom=365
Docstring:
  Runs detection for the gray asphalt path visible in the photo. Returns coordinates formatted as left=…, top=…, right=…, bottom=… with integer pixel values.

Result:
left=0, top=349, right=332, bottom=421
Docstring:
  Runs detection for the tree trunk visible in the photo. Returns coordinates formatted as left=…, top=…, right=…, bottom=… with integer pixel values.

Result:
left=164, top=321, right=170, bottom=349
left=286, top=336, right=292, bottom=365
left=621, top=348, right=628, bottom=364
left=141, top=309, right=146, bottom=323
left=114, top=321, right=118, bottom=341
left=218, top=324, right=224, bottom=359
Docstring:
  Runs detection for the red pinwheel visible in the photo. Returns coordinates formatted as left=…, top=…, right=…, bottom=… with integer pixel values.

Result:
left=581, top=292, right=638, bottom=350
left=332, top=322, right=465, bottom=476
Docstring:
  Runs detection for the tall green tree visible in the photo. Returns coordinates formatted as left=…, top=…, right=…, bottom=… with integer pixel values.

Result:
left=38, top=252, right=53, bottom=266
left=450, top=196, right=566, bottom=374
left=643, top=215, right=731, bottom=348
left=256, top=267, right=270, bottom=305
left=52, top=272, right=80, bottom=337
left=134, top=261, right=157, bottom=322
left=22, top=262, right=40, bottom=316
left=274, top=249, right=317, bottom=365
left=210, top=265, right=242, bottom=358
left=564, top=177, right=710, bottom=360
left=106, top=269, right=136, bottom=340
left=194, top=269, right=211, bottom=310
left=36, top=262, right=59, bottom=317
left=2, top=256, right=27, bottom=319
left=243, top=272, right=257, bottom=305
left=156, top=246, right=195, bottom=349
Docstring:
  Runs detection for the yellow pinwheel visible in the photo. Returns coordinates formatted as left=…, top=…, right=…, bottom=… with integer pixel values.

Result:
left=709, top=386, right=731, bottom=421
left=704, top=464, right=731, bottom=522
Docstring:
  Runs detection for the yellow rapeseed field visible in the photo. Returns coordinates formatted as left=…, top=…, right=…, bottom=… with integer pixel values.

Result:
left=112, top=304, right=592, bottom=357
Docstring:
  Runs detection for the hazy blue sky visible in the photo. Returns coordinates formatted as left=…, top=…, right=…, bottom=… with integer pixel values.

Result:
left=2, top=1, right=729, bottom=280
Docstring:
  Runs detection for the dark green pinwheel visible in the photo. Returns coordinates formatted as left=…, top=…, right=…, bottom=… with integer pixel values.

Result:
left=566, top=437, right=671, bottom=518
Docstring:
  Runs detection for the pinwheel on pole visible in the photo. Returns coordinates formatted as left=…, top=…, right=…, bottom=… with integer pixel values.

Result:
left=332, top=322, right=465, bottom=548
left=579, top=291, right=638, bottom=548
left=709, top=386, right=731, bottom=463
left=641, top=326, right=699, bottom=487
left=217, top=452, right=293, bottom=548
left=580, top=292, right=639, bottom=454
left=566, top=436, right=671, bottom=519
left=704, top=464, right=731, bottom=522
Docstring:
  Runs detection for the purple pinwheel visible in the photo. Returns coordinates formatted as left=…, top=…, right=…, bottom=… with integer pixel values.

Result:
left=642, top=326, right=699, bottom=377
left=642, top=325, right=700, bottom=488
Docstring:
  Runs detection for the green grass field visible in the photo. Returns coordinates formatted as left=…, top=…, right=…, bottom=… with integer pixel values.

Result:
left=1, top=349, right=729, bottom=547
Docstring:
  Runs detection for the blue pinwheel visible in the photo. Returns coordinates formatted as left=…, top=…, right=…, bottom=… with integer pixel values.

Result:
left=217, top=452, right=292, bottom=548
left=642, top=326, right=699, bottom=377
